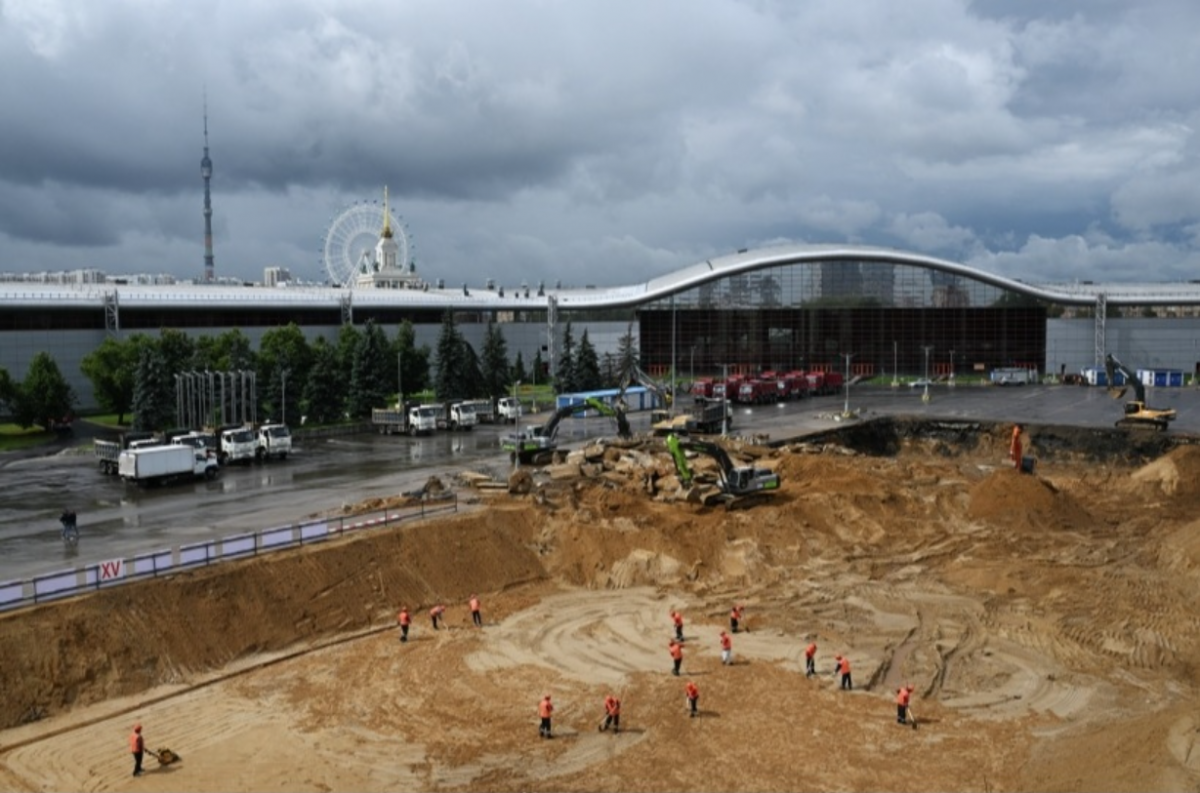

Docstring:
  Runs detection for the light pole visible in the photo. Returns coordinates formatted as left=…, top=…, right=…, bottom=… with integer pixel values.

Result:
left=720, top=362, right=730, bottom=436
left=396, top=350, right=403, bottom=407
left=892, top=340, right=899, bottom=388
left=922, top=345, right=934, bottom=403
left=840, top=352, right=855, bottom=418
left=949, top=350, right=956, bottom=388
left=690, top=344, right=696, bottom=384
left=281, top=368, right=289, bottom=424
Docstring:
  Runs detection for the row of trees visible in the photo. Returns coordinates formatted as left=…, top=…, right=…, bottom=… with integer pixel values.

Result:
left=0, top=313, right=642, bottom=433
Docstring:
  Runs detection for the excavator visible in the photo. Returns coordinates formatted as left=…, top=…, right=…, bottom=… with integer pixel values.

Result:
left=1104, top=354, right=1177, bottom=431
left=502, top=396, right=631, bottom=465
left=618, top=363, right=674, bottom=424
left=665, top=433, right=781, bottom=509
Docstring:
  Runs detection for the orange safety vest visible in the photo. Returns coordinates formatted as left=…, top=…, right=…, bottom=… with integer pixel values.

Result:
left=839, top=657, right=851, bottom=674
left=469, top=597, right=480, bottom=612
left=607, top=697, right=621, bottom=716
left=805, top=643, right=817, bottom=658
left=896, top=688, right=911, bottom=707
left=398, top=610, right=410, bottom=626
left=685, top=683, right=699, bottom=700
left=129, top=731, right=143, bottom=753
left=539, top=698, right=553, bottom=718
left=720, top=634, right=732, bottom=650
left=672, top=612, right=684, bottom=627
left=669, top=642, right=683, bottom=660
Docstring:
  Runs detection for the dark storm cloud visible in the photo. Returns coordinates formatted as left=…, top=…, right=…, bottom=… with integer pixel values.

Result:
left=0, top=0, right=1197, bottom=287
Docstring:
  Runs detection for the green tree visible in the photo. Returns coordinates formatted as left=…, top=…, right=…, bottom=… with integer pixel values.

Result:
left=480, top=321, right=511, bottom=399
left=434, top=310, right=470, bottom=399
left=511, top=351, right=527, bottom=385
left=0, top=367, right=15, bottom=418
left=194, top=328, right=257, bottom=372
left=347, top=320, right=391, bottom=419
left=335, top=324, right=362, bottom=389
left=391, top=320, right=431, bottom=403
left=80, top=335, right=149, bottom=425
left=461, top=339, right=484, bottom=398
left=156, top=328, right=199, bottom=375
left=10, top=352, right=75, bottom=429
left=532, top=349, right=546, bottom=386
left=131, top=345, right=174, bottom=432
left=616, top=324, right=640, bottom=387
left=574, top=329, right=603, bottom=391
left=258, top=323, right=312, bottom=426
left=302, top=337, right=344, bottom=424
left=555, top=321, right=576, bottom=392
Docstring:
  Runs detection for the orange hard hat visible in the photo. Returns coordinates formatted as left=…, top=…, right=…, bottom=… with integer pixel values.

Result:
left=134, top=723, right=142, bottom=733
left=907, top=684, right=915, bottom=691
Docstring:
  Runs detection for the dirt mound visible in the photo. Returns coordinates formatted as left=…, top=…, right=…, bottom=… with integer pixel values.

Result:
left=1132, top=446, right=1200, bottom=500
left=967, top=468, right=1088, bottom=530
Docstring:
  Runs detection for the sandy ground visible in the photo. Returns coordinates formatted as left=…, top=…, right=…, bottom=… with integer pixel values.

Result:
left=4, top=423, right=1200, bottom=792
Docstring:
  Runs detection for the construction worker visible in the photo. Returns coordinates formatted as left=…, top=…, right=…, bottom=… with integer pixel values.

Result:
left=896, top=683, right=915, bottom=724
left=129, top=723, right=145, bottom=777
left=469, top=594, right=482, bottom=627
left=669, top=638, right=684, bottom=676
left=538, top=694, right=554, bottom=739
left=397, top=606, right=411, bottom=643
left=805, top=642, right=817, bottom=677
left=430, top=604, right=446, bottom=630
left=836, top=655, right=852, bottom=690
left=719, top=630, right=733, bottom=665
left=601, top=694, right=621, bottom=733
left=1010, top=424, right=1023, bottom=470
left=685, top=680, right=700, bottom=718
left=730, top=604, right=744, bottom=634
left=671, top=610, right=685, bottom=641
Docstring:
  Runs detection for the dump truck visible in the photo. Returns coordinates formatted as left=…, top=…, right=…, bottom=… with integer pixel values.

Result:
left=118, top=444, right=220, bottom=486
left=651, top=397, right=732, bottom=436
left=371, top=403, right=439, bottom=436
left=218, top=425, right=258, bottom=465
left=256, top=423, right=292, bottom=461
left=93, top=431, right=159, bottom=475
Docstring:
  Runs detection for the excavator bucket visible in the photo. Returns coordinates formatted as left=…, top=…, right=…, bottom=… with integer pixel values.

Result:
left=1106, top=386, right=1128, bottom=400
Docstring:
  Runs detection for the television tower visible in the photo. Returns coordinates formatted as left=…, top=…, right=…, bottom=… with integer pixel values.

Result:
left=201, top=98, right=215, bottom=282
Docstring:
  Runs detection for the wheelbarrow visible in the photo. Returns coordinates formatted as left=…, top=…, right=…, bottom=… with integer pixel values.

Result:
left=148, top=747, right=181, bottom=766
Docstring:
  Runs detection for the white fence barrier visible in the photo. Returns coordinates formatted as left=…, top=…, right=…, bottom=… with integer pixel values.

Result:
left=0, top=496, right=457, bottom=612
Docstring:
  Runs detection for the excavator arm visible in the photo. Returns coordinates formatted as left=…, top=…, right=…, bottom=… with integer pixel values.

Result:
left=1104, top=354, right=1145, bottom=403
left=1104, top=353, right=1176, bottom=430
left=583, top=397, right=632, bottom=439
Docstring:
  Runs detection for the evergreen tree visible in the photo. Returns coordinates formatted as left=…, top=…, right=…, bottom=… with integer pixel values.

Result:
left=391, top=320, right=431, bottom=402
left=532, top=349, right=546, bottom=387
left=512, top=351, right=527, bottom=385
left=11, top=352, right=75, bottom=429
left=434, top=310, right=469, bottom=399
left=131, top=344, right=174, bottom=432
left=574, top=329, right=603, bottom=391
left=555, top=321, right=576, bottom=392
left=601, top=352, right=619, bottom=388
left=156, top=328, right=198, bottom=375
left=480, top=321, right=511, bottom=399
left=461, top=340, right=484, bottom=398
left=335, top=324, right=362, bottom=390
left=616, top=324, right=640, bottom=386
left=302, top=337, right=344, bottom=424
left=347, top=320, right=391, bottom=419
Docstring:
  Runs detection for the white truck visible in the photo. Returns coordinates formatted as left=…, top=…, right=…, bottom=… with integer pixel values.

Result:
left=219, top=426, right=258, bottom=464
left=441, top=401, right=478, bottom=431
left=372, top=404, right=438, bottom=436
left=118, top=444, right=220, bottom=485
left=93, top=432, right=160, bottom=475
left=256, top=423, right=292, bottom=461
left=496, top=396, right=522, bottom=424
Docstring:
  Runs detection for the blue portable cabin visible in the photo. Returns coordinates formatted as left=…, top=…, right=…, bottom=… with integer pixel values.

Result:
left=555, top=386, right=659, bottom=415
left=1136, top=369, right=1184, bottom=388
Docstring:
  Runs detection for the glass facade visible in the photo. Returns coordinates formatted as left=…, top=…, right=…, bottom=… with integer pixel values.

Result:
left=634, top=260, right=1047, bottom=379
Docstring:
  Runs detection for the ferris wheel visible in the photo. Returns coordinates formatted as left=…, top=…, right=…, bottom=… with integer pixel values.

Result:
left=322, top=201, right=410, bottom=286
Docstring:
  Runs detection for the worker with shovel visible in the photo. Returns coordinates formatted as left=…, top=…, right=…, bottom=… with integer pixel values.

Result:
left=669, top=639, right=684, bottom=676
left=129, top=723, right=144, bottom=777
left=600, top=694, right=621, bottom=733
left=469, top=594, right=483, bottom=627
left=805, top=642, right=818, bottom=677
left=397, top=606, right=411, bottom=643
left=896, top=684, right=915, bottom=725
left=671, top=610, right=685, bottom=642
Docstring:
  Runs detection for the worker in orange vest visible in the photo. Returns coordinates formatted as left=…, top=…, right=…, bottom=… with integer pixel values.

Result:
left=430, top=604, right=446, bottom=630
left=538, top=694, right=554, bottom=739
left=1010, top=424, right=1023, bottom=470
left=669, top=639, right=684, bottom=676
left=836, top=655, right=852, bottom=690
left=600, top=694, right=621, bottom=733
left=719, top=630, right=733, bottom=666
left=397, top=606, right=411, bottom=643
left=469, top=594, right=482, bottom=628
left=896, top=683, right=915, bottom=724
left=805, top=642, right=817, bottom=677
left=129, top=723, right=145, bottom=777
left=730, top=604, right=745, bottom=633
left=671, top=610, right=685, bottom=641
left=685, top=680, right=700, bottom=718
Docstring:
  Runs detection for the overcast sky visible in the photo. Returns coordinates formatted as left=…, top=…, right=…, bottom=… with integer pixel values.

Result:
left=2, top=0, right=1198, bottom=289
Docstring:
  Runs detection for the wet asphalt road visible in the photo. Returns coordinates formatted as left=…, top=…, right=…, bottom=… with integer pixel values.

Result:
left=3, top=383, right=1198, bottom=582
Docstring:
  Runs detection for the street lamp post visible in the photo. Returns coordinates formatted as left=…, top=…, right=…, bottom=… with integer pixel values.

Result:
left=892, top=340, right=899, bottom=388
left=396, top=351, right=403, bottom=406
left=690, top=344, right=696, bottom=384
left=922, top=345, right=934, bottom=403
left=720, top=362, right=730, bottom=436
left=281, top=368, right=289, bottom=424
left=840, top=352, right=855, bottom=418
left=949, top=350, right=956, bottom=388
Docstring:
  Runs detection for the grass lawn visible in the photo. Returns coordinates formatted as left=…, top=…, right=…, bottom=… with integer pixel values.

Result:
left=0, top=423, right=62, bottom=453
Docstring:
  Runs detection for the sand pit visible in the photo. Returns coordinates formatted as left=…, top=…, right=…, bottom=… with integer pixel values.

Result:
left=5, top=434, right=1200, bottom=791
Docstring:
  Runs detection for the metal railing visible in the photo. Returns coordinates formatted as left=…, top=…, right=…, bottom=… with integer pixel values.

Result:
left=0, top=495, right=457, bottom=612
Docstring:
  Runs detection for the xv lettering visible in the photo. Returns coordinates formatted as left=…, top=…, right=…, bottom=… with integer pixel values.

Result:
left=100, top=560, right=124, bottom=580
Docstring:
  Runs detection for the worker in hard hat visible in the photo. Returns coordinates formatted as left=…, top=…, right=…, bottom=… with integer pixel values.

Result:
left=538, top=694, right=554, bottom=739
left=129, top=723, right=145, bottom=777
left=896, top=684, right=916, bottom=724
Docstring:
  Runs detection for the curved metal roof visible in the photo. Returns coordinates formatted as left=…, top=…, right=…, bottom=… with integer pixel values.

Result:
left=3, top=243, right=1199, bottom=310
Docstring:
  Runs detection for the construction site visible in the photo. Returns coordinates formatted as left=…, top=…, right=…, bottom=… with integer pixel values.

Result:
left=3, top=416, right=1200, bottom=792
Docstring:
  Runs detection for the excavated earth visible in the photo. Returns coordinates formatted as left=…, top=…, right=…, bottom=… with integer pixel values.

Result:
left=4, top=419, right=1200, bottom=792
